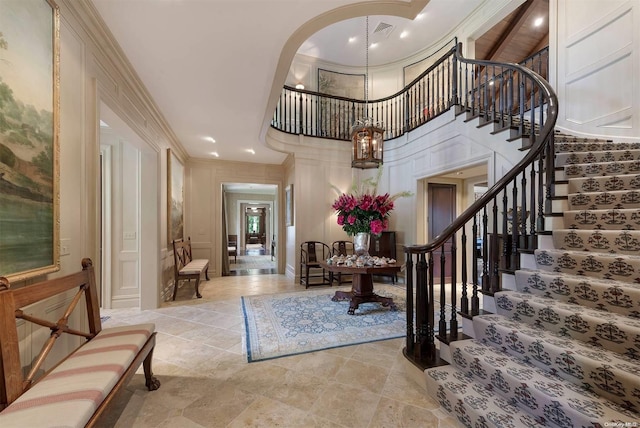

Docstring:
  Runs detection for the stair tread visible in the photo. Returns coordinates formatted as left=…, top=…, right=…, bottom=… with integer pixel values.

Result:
left=449, top=338, right=640, bottom=420
left=533, top=248, right=640, bottom=284
left=552, top=229, right=640, bottom=255
left=556, top=141, right=640, bottom=153
left=564, top=160, right=640, bottom=179
left=563, top=208, right=640, bottom=231
left=494, top=290, right=640, bottom=359
left=425, top=365, right=548, bottom=428
left=473, top=314, right=640, bottom=412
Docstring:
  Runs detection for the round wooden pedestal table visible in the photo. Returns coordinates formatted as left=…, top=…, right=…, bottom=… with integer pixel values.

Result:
left=319, top=261, right=402, bottom=315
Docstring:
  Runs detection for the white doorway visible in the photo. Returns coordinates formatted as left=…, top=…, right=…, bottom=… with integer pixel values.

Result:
left=99, top=103, right=160, bottom=309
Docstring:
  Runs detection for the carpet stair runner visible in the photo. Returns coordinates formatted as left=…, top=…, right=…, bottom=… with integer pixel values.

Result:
left=425, top=134, right=640, bottom=427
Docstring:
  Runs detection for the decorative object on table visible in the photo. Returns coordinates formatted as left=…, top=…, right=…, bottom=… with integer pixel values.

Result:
left=352, top=231, right=370, bottom=256
left=350, top=16, right=385, bottom=169
left=241, top=284, right=406, bottom=362
left=0, top=0, right=60, bottom=282
left=331, top=167, right=412, bottom=257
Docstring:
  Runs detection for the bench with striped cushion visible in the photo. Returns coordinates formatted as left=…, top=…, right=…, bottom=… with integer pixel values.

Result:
left=0, top=259, right=160, bottom=427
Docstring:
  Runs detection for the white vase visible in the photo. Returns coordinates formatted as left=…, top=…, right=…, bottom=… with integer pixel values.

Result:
left=353, top=232, right=370, bottom=257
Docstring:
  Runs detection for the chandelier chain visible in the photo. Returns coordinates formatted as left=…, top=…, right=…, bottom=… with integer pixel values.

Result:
left=365, top=16, right=369, bottom=108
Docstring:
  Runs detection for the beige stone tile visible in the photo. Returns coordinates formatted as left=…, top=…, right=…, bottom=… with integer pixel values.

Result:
left=152, top=315, right=206, bottom=336
left=324, top=343, right=359, bottom=358
left=118, top=395, right=183, bottom=427
left=311, top=382, right=381, bottom=428
left=230, top=360, right=290, bottom=395
left=368, top=396, right=440, bottom=428
left=157, top=415, right=207, bottom=427
left=153, top=334, right=226, bottom=369
left=349, top=341, right=401, bottom=368
left=334, top=358, right=390, bottom=394
left=227, top=396, right=311, bottom=428
left=262, top=369, right=330, bottom=412
left=180, top=382, right=259, bottom=427
left=178, top=325, right=241, bottom=351
left=134, top=374, right=222, bottom=411
left=381, top=368, right=440, bottom=410
left=291, top=350, right=348, bottom=380
left=188, top=310, right=243, bottom=330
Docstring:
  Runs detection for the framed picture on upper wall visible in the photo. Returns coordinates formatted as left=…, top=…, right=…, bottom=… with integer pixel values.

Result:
left=285, top=184, right=293, bottom=226
left=167, top=149, right=184, bottom=245
left=0, top=0, right=60, bottom=282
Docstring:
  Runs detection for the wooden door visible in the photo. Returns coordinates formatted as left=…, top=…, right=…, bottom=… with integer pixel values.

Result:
left=428, top=183, right=456, bottom=280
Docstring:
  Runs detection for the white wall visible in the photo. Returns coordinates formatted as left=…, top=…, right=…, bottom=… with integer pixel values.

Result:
left=552, top=0, right=640, bottom=140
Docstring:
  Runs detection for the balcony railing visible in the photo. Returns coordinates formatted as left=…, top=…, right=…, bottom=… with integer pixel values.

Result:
left=271, top=46, right=549, bottom=143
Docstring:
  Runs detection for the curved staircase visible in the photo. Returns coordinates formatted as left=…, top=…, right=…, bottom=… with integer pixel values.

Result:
left=425, top=135, right=640, bottom=426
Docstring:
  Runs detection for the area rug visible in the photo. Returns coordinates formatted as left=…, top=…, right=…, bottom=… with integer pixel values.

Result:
left=231, top=255, right=275, bottom=270
left=241, top=284, right=407, bottom=362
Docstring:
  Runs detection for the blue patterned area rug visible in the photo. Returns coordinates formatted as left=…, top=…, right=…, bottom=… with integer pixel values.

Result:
left=241, top=284, right=407, bottom=362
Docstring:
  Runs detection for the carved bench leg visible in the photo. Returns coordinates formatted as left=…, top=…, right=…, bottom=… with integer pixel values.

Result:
left=143, top=345, right=161, bottom=391
left=204, top=266, right=210, bottom=281
left=194, top=277, right=202, bottom=298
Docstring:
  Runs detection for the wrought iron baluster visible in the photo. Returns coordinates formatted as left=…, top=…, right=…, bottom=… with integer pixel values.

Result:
left=405, top=253, right=415, bottom=355
left=511, top=178, right=519, bottom=270
left=461, top=227, right=469, bottom=316
left=450, top=233, right=458, bottom=340
left=438, top=247, right=446, bottom=342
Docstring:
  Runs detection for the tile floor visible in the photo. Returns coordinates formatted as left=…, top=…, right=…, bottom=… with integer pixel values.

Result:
left=99, top=274, right=457, bottom=427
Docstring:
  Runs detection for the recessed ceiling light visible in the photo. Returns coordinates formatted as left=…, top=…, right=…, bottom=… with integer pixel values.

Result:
left=245, top=149, right=255, bottom=155
left=348, top=36, right=357, bottom=43
left=534, top=17, right=544, bottom=27
left=210, top=151, right=219, bottom=157
left=204, top=136, right=216, bottom=143
left=370, top=42, right=378, bottom=49
left=400, top=31, right=408, bottom=39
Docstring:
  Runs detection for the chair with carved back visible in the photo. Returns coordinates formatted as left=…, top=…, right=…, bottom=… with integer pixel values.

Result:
left=299, top=241, right=331, bottom=288
left=331, top=240, right=354, bottom=285
left=228, top=234, right=237, bottom=263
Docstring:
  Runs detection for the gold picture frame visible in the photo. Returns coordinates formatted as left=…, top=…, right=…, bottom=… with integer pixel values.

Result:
left=167, top=149, right=184, bottom=245
left=0, top=0, right=60, bottom=281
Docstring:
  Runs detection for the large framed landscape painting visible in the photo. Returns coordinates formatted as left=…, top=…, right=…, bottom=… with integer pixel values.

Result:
left=317, top=69, right=364, bottom=139
left=167, top=149, right=184, bottom=246
left=0, top=0, right=60, bottom=281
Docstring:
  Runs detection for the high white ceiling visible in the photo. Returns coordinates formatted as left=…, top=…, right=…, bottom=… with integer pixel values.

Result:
left=90, top=0, right=483, bottom=165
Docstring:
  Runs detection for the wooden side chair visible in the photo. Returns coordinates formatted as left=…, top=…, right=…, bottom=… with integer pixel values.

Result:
left=228, top=234, right=238, bottom=263
left=331, top=240, right=354, bottom=285
left=172, top=237, right=209, bottom=300
left=299, top=241, right=331, bottom=288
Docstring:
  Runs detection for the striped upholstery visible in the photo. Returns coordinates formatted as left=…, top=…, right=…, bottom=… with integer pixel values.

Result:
left=179, top=259, right=208, bottom=275
left=0, top=323, right=154, bottom=427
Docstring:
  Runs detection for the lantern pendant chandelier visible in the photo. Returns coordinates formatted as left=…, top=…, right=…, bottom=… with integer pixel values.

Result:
left=351, top=15, right=385, bottom=169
